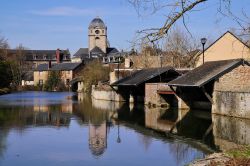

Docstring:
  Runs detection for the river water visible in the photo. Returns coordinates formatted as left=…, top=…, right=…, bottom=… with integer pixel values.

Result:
left=0, top=91, right=247, bottom=166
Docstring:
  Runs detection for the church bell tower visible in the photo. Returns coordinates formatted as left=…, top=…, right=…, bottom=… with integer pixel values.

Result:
left=88, top=17, right=107, bottom=53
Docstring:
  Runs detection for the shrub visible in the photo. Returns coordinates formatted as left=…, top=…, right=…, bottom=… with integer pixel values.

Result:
left=81, top=59, right=109, bottom=93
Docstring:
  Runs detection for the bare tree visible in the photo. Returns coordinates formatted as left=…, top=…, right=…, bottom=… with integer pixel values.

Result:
left=0, top=35, right=9, bottom=60
left=164, top=27, right=200, bottom=67
left=128, top=0, right=250, bottom=43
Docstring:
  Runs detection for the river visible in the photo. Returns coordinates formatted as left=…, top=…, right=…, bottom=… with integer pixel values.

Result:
left=0, top=91, right=247, bottom=166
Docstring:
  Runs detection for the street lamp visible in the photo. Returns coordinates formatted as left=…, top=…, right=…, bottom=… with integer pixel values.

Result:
left=160, top=54, right=163, bottom=68
left=116, top=121, right=121, bottom=143
left=201, top=38, right=207, bottom=64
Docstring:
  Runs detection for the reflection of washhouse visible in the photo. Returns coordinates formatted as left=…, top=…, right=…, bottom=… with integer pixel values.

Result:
left=212, top=114, right=250, bottom=151
left=88, top=122, right=109, bottom=157
left=145, top=106, right=213, bottom=144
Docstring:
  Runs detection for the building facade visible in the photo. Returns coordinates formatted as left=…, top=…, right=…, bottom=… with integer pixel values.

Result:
left=196, top=31, right=250, bottom=67
left=34, top=62, right=83, bottom=87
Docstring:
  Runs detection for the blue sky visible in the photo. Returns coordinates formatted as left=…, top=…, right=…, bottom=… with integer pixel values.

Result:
left=0, top=0, right=249, bottom=54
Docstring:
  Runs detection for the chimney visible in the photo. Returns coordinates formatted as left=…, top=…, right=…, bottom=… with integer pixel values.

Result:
left=48, top=61, right=52, bottom=69
left=56, top=48, right=61, bottom=63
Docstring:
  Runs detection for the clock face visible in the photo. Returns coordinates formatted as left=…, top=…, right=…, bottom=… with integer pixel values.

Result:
left=95, top=30, right=100, bottom=34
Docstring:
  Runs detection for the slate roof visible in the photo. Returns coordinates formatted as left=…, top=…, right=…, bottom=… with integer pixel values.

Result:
left=35, top=63, right=82, bottom=71
left=73, top=47, right=121, bottom=59
left=6, top=49, right=71, bottom=61
left=22, top=71, right=34, bottom=81
left=90, top=46, right=104, bottom=54
left=107, top=48, right=119, bottom=55
left=111, top=67, right=176, bottom=86
left=168, top=59, right=248, bottom=87
left=72, top=48, right=89, bottom=59
left=89, top=17, right=106, bottom=29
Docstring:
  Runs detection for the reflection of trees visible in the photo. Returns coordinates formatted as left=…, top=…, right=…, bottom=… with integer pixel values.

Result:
left=73, top=97, right=108, bottom=125
left=169, top=143, right=197, bottom=166
left=138, top=134, right=153, bottom=151
left=0, top=130, right=8, bottom=159
left=0, top=104, right=71, bottom=129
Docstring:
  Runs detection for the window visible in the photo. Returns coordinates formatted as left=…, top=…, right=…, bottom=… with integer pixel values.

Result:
left=95, top=30, right=100, bottom=34
left=39, top=79, right=43, bottom=85
left=95, top=37, right=100, bottom=40
left=66, top=79, right=70, bottom=85
left=102, top=30, right=104, bottom=33
left=33, top=55, right=38, bottom=60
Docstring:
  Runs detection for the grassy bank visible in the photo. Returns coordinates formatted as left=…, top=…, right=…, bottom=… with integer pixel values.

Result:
left=190, top=146, right=250, bottom=165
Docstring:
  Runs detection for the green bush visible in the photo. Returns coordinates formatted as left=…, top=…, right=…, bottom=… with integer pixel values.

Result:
left=0, top=61, right=12, bottom=88
left=43, top=71, right=63, bottom=91
left=82, top=59, right=109, bottom=93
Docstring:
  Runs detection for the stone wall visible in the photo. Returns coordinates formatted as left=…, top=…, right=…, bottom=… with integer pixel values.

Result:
left=212, top=65, right=250, bottom=118
left=91, top=85, right=125, bottom=102
left=145, top=83, right=171, bottom=107
left=214, top=65, right=250, bottom=92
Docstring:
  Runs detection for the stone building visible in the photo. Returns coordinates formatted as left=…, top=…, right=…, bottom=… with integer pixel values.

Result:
left=71, top=17, right=123, bottom=64
left=3, top=49, right=71, bottom=68
left=34, top=62, right=83, bottom=87
left=196, top=31, right=250, bottom=67
left=166, top=59, right=250, bottom=118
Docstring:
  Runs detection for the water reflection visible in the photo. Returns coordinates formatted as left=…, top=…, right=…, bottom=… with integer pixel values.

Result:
left=0, top=92, right=215, bottom=166
left=145, top=106, right=212, bottom=140
left=212, top=114, right=250, bottom=151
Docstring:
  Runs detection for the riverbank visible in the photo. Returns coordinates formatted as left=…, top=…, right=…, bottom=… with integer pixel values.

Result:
left=190, top=146, right=250, bottom=165
left=0, top=88, right=10, bottom=95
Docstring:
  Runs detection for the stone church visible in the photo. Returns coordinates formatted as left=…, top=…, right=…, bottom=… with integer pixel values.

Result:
left=71, top=17, right=122, bottom=64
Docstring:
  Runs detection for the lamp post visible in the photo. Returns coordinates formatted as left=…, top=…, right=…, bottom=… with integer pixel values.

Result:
left=117, top=53, right=121, bottom=80
left=201, top=38, right=207, bottom=64
left=117, top=121, right=121, bottom=143
left=160, top=54, right=163, bottom=68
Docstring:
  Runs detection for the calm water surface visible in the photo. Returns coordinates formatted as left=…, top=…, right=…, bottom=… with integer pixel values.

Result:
left=0, top=92, right=213, bottom=166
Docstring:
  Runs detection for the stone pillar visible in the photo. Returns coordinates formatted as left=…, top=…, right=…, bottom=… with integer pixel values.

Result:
left=129, top=94, right=134, bottom=103
left=125, top=58, right=131, bottom=68
left=109, top=71, right=118, bottom=84
left=177, top=96, right=190, bottom=110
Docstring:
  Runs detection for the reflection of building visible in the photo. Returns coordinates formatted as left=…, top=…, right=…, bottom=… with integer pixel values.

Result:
left=212, top=114, right=250, bottom=151
left=145, top=106, right=188, bottom=133
left=89, top=122, right=108, bottom=157
left=32, top=100, right=73, bottom=126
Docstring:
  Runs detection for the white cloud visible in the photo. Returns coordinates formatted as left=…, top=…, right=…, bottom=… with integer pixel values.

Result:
left=29, top=6, right=133, bottom=17
left=29, top=7, right=96, bottom=16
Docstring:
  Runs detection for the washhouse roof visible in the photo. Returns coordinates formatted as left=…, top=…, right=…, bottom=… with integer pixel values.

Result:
left=168, top=59, right=249, bottom=87
left=111, top=67, right=178, bottom=86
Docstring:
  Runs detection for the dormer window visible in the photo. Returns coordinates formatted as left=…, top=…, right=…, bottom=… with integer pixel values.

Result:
left=33, top=55, right=38, bottom=60
left=64, top=55, right=68, bottom=60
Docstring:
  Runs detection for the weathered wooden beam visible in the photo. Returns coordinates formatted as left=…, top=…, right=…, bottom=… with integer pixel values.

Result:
left=202, top=123, right=213, bottom=141
left=201, top=86, right=214, bottom=104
